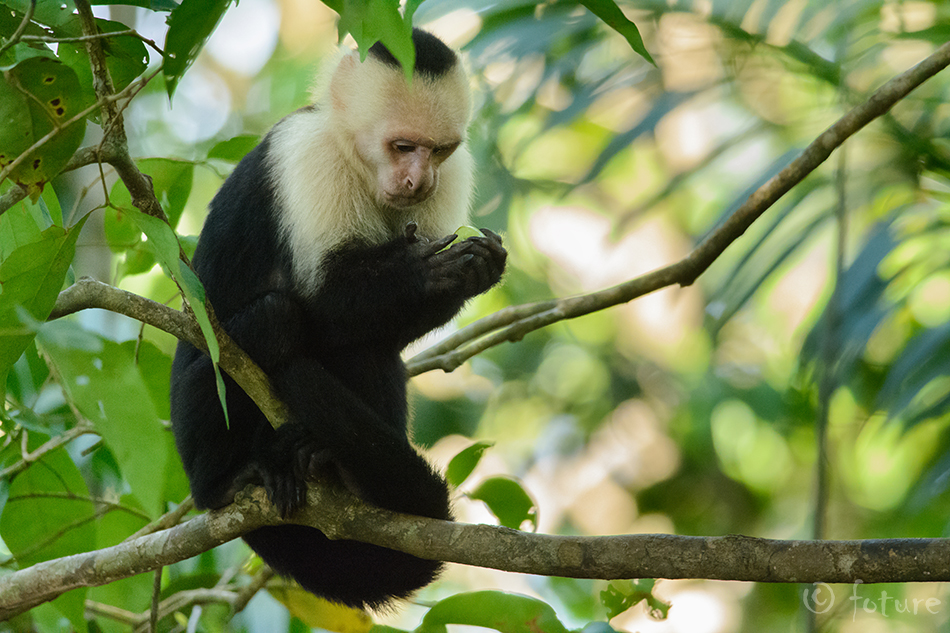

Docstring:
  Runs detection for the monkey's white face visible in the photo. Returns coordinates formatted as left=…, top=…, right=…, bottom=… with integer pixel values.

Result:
left=357, top=130, right=462, bottom=209
left=330, top=52, right=471, bottom=210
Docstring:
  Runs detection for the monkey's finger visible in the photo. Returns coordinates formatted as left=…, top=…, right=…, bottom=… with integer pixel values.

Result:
left=425, top=253, right=474, bottom=293
left=469, top=257, right=491, bottom=292
left=262, top=471, right=304, bottom=518
left=423, top=233, right=458, bottom=256
left=404, top=221, right=419, bottom=241
left=474, top=232, right=509, bottom=269
left=479, top=228, right=503, bottom=245
left=463, top=235, right=505, bottom=253
left=427, top=238, right=472, bottom=263
left=462, top=241, right=506, bottom=286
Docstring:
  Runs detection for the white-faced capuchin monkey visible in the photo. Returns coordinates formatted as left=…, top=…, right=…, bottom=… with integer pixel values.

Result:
left=170, top=29, right=507, bottom=610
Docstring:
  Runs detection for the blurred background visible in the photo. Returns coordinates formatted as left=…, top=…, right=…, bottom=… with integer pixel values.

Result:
left=50, top=0, right=950, bottom=630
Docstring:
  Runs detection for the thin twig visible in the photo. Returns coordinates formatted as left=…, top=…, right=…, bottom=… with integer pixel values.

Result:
left=21, top=29, right=165, bottom=56
left=0, top=423, right=96, bottom=479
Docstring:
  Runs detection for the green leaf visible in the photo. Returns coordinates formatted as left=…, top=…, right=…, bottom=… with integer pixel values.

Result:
left=578, top=0, right=654, bottom=65
left=0, top=216, right=86, bottom=398
left=57, top=17, right=149, bottom=105
left=176, top=259, right=229, bottom=427
left=336, top=0, right=414, bottom=80
left=5, top=340, right=48, bottom=405
left=0, top=70, right=32, bottom=167
left=176, top=258, right=218, bottom=362
left=0, top=439, right=94, bottom=631
left=207, top=134, right=260, bottom=162
left=110, top=158, right=195, bottom=230
left=0, top=4, right=49, bottom=59
left=445, top=440, right=493, bottom=488
left=0, top=200, right=43, bottom=257
left=38, top=180, right=64, bottom=226
left=39, top=322, right=171, bottom=516
left=418, top=591, right=570, bottom=633
left=164, top=0, right=232, bottom=99
left=124, top=209, right=227, bottom=425
left=466, top=476, right=538, bottom=531
left=2, top=0, right=75, bottom=28
left=1, top=57, right=90, bottom=199
left=600, top=579, right=670, bottom=620
left=90, top=0, right=180, bottom=11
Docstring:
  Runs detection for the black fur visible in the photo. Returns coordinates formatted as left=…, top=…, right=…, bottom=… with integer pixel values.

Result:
left=169, top=43, right=505, bottom=610
left=369, top=28, right=458, bottom=78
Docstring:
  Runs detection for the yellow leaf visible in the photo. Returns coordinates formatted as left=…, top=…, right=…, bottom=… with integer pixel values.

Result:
left=268, top=583, right=373, bottom=633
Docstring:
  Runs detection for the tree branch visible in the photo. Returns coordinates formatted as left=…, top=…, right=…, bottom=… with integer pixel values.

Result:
left=1, top=479, right=948, bottom=619
left=407, top=41, right=950, bottom=376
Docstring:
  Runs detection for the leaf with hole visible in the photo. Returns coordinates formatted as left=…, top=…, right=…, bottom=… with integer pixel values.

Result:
left=1, top=57, right=90, bottom=199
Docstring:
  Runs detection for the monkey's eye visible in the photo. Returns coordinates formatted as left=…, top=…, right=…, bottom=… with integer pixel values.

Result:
left=393, top=142, right=416, bottom=154
left=433, top=143, right=460, bottom=158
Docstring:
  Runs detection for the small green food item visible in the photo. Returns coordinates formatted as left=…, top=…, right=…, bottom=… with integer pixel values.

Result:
left=455, top=225, right=483, bottom=240
left=438, top=225, right=483, bottom=252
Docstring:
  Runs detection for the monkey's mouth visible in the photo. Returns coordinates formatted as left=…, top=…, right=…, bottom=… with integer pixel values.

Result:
left=383, top=190, right=432, bottom=208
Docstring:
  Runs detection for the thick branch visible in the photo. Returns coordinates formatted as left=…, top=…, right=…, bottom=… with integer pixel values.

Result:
left=0, top=488, right=276, bottom=619
left=408, top=41, right=950, bottom=375
left=1, top=480, right=948, bottom=619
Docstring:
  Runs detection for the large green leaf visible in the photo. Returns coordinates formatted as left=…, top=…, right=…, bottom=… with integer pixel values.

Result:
left=0, top=438, right=94, bottom=631
left=39, top=321, right=171, bottom=516
left=0, top=198, right=43, bottom=257
left=0, top=56, right=89, bottom=199
left=0, top=215, right=86, bottom=396
left=417, top=591, right=570, bottom=633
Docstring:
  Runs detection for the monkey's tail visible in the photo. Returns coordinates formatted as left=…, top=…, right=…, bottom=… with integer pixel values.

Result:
left=242, top=525, right=444, bottom=610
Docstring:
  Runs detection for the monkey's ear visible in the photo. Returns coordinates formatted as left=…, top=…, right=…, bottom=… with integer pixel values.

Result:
left=330, top=55, right=359, bottom=113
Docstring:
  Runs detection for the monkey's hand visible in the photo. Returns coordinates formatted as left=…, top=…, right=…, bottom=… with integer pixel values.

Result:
left=405, top=222, right=507, bottom=299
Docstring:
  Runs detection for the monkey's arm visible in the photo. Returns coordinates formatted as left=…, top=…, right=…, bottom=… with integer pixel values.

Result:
left=312, top=225, right=507, bottom=348
left=216, top=290, right=451, bottom=520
